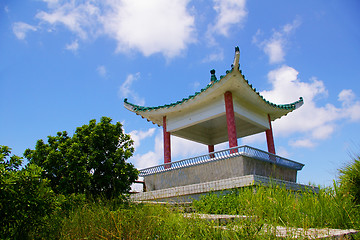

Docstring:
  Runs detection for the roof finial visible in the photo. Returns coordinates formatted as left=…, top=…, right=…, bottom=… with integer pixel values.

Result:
left=233, top=46, right=240, bottom=70
left=210, top=69, right=217, bottom=84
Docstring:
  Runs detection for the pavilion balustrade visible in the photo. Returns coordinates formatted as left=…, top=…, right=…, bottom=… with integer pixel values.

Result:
left=138, top=145, right=304, bottom=177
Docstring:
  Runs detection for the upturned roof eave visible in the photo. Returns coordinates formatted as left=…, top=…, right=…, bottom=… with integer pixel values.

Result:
left=123, top=70, right=303, bottom=126
left=123, top=47, right=304, bottom=126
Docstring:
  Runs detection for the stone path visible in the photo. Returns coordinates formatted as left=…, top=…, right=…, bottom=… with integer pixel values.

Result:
left=183, top=213, right=359, bottom=239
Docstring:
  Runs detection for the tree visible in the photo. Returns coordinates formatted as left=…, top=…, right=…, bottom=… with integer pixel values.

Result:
left=24, top=117, right=138, bottom=198
left=0, top=146, right=57, bottom=239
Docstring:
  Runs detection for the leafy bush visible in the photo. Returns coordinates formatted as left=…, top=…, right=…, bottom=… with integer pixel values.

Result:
left=0, top=146, right=58, bottom=239
left=24, top=117, right=138, bottom=199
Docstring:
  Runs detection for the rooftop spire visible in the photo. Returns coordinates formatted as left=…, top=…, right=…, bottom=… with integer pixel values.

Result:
left=233, top=46, right=240, bottom=70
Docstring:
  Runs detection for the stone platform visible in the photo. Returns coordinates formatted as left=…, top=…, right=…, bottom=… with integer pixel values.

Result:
left=130, top=174, right=318, bottom=202
left=132, top=146, right=312, bottom=202
left=140, top=146, right=304, bottom=191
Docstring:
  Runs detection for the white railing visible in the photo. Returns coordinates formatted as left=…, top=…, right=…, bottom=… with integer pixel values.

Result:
left=138, top=145, right=304, bottom=177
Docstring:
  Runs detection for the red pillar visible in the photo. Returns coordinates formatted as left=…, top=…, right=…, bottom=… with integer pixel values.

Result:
left=208, top=145, right=215, bottom=158
left=163, top=116, right=171, bottom=168
left=265, top=114, right=276, bottom=155
left=224, top=91, right=238, bottom=152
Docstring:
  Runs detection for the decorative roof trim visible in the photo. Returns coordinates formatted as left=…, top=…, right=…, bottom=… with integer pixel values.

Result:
left=124, top=46, right=303, bottom=114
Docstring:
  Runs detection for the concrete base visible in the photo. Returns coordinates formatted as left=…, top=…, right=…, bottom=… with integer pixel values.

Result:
left=144, top=155, right=298, bottom=191
left=130, top=175, right=319, bottom=202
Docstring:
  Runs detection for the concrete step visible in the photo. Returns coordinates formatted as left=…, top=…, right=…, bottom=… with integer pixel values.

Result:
left=132, top=200, right=195, bottom=213
left=183, top=213, right=249, bottom=224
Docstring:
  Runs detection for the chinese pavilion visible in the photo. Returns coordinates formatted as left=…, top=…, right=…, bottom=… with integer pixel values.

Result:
left=125, top=47, right=311, bottom=201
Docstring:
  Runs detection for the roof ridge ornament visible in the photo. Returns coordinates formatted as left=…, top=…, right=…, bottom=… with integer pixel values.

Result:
left=210, top=69, right=217, bottom=84
left=233, top=46, right=240, bottom=70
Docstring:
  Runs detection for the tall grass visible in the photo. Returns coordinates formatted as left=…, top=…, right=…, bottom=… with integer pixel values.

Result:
left=192, top=182, right=360, bottom=230
left=339, top=155, right=360, bottom=205
left=35, top=182, right=360, bottom=239
left=59, top=201, right=271, bottom=239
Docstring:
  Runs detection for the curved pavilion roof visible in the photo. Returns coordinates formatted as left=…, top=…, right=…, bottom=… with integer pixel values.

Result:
left=124, top=47, right=303, bottom=145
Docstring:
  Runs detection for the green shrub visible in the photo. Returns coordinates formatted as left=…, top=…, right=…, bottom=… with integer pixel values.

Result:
left=0, top=146, right=59, bottom=239
left=24, top=117, right=138, bottom=199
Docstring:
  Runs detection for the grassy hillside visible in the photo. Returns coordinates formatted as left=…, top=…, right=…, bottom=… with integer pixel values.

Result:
left=30, top=183, right=360, bottom=239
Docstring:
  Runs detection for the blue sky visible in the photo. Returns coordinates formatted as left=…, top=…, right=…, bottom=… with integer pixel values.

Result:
left=1, top=0, right=360, bottom=186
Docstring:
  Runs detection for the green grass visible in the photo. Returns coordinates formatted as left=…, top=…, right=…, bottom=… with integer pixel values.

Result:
left=192, top=182, right=360, bottom=230
left=36, top=182, right=359, bottom=239
left=16, top=182, right=359, bottom=239
left=58, top=201, right=270, bottom=239
left=339, top=156, right=360, bottom=205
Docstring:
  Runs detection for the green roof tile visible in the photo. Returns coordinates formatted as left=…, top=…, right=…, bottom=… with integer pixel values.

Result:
left=124, top=58, right=304, bottom=113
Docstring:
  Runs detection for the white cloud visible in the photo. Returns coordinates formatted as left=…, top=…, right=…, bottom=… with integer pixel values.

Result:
left=12, top=22, right=37, bottom=40
left=338, top=89, right=356, bottom=106
left=171, top=135, right=207, bottom=159
left=65, top=39, right=79, bottom=51
left=31, top=0, right=195, bottom=58
left=202, top=49, right=224, bottom=63
left=129, top=128, right=156, bottom=149
left=131, top=131, right=163, bottom=169
left=96, top=65, right=107, bottom=78
left=133, top=150, right=161, bottom=170
left=262, top=66, right=327, bottom=105
left=260, top=65, right=360, bottom=148
left=339, top=89, right=360, bottom=121
left=130, top=129, right=207, bottom=170
left=289, top=139, right=315, bottom=148
left=101, top=0, right=196, bottom=58
left=241, top=132, right=265, bottom=145
left=283, top=20, right=300, bottom=34
left=17, top=0, right=251, bottom=58
left=119, top=72, right=145, bottom=106
left=344, top=104, right=360, bottom=122
left=208, top=0, right=247, bottom=37
left=276, top=146, right=290, bottom=158
left=311, top=124, right=335, bottom=140
left=42, top=0, right=60, bottom=8
left=253, top=19, right=301, bottom=64
left=215, top=142, right=228, bottom=150
left=36, top=1, right=101, bottom=40
left=264, top=39, right=285, bottom=64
